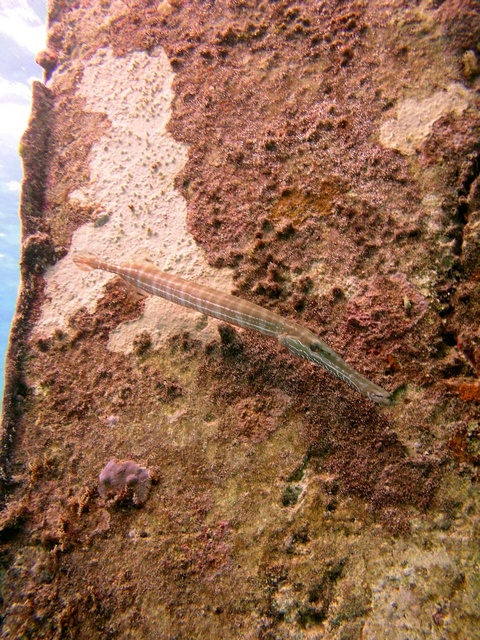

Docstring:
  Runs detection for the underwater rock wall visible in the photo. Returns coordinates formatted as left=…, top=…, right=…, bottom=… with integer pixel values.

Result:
left=1, top=0, right=479, bottom=637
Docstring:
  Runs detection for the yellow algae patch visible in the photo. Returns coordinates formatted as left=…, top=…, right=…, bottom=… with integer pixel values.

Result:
left=380, top=82, right=471, bottom=155
left=270, top=182, right=341, bottom=225
left=36, top=47, right=233, bottom=353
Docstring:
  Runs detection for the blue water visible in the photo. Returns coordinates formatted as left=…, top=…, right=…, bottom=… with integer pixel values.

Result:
left=0, top=1, right=46, bottom=410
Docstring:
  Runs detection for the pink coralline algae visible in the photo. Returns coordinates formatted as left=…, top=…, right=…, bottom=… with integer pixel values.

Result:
left=98, top=459, right=151, bottom=506
left=347, top=273, right=428, bottom=341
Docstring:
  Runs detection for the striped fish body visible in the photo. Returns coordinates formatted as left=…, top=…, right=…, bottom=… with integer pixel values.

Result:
left=73, top=253, right=392, bottom=405
left=74, top=253, right=297, bottom=338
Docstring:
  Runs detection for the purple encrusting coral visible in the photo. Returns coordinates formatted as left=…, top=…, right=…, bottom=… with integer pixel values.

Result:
left=98, top=459, right=151, bottom=505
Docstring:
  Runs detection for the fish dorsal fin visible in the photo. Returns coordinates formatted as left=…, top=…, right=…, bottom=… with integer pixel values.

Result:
left=129, top=285, right=149, bottom=300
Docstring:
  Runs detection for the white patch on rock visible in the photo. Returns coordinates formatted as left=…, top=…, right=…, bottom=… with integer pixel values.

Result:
left=379, top=83, right=471, bottom=155
left=36, top=48, right=233, bottom=353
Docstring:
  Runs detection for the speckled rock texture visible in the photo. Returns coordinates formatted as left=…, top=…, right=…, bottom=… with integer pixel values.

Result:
left=1, top=0, right=479, bottom=638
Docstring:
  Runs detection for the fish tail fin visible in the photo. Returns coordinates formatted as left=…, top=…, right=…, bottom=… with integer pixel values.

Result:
left=73, top=252, right=102, bottom=272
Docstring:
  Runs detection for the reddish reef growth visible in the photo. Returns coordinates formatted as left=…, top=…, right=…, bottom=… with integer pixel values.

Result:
left=1, top=0, right=479, bottom=638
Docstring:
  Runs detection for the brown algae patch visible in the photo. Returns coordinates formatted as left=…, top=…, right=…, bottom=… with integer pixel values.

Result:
left=269, top=182, right=342, bottom=225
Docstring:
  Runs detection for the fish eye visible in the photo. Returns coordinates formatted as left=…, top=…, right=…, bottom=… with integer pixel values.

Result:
left=310, top=341, right=333, bottom=358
